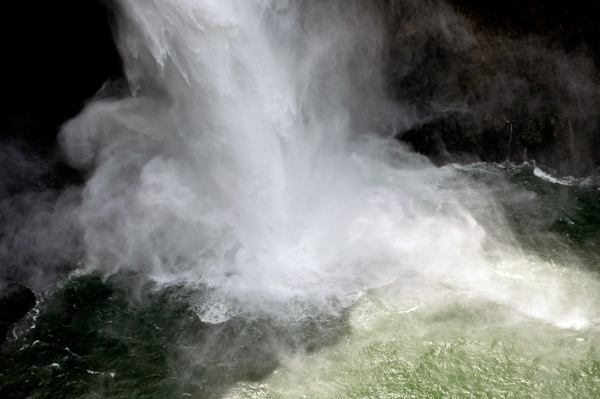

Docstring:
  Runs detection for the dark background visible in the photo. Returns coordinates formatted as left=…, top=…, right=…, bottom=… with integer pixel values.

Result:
left=2, top=0, right=600, bottom=181
left=1, top=1, right=122, bottom=192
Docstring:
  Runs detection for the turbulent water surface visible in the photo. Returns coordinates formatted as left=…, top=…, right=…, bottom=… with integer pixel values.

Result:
left=2, top=0, right=600, bottom=398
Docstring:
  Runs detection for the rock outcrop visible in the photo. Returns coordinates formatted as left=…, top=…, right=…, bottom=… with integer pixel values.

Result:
left=0, top=283, right=36, bottom=344
left=385, top=0, right=600, bottom=176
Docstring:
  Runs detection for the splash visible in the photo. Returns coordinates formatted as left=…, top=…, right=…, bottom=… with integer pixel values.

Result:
left=56, top=0, right=598, bottom=331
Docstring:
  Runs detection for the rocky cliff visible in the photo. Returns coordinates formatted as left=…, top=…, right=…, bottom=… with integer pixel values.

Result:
left=385, top=0, right=600, bottom=176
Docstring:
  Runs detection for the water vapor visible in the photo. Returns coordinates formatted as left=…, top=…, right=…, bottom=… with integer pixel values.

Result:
left=58, top=0, right=419, bottom=321
left=52, top=0, right=599, bottom=332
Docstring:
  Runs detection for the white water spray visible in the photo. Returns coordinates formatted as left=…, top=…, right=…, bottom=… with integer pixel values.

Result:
left=58, top=0, right=599, bottom=329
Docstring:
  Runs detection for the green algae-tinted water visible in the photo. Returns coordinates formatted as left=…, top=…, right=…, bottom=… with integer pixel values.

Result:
left=2, top=163, right=600, bottom=399
left=228, top=297, right=600, bottom=398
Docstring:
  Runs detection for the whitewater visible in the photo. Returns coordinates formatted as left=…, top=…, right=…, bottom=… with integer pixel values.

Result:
left=2, top=1, right=600, bottom=397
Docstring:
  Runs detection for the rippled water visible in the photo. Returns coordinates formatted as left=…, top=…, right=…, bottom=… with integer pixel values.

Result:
left=2, top=163, right=600, bottom=398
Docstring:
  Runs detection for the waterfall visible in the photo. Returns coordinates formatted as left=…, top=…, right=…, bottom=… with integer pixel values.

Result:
left=3, top=1, right=600, bottom=397
left=58, top=0, right=427, bottom=321
left=55, top=0, right=595, bottom=328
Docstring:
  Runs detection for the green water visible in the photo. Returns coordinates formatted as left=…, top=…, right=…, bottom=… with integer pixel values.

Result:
left=228, top=294, right=600, bottom=399
left=2, top=163, right=600, bottom=398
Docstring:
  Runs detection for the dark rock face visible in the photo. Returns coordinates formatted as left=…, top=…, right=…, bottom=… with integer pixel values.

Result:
left=0, top=283, right=36, bottom=344
left=447, top=0, right=600, bottom=64
left=1, top=0, right=123, bottom=197
left=402, top=110, right=599, bottom=174
left=2, top=0, right=122, bottom=153
left=0, top=1, right=122, bottom=290
left=401, top=111, right=485, bottom=165
left=384, top=0, right=600, bottom=176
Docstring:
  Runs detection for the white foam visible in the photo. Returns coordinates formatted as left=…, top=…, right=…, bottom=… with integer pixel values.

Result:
left=533, top=166, right=574, bottom=186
